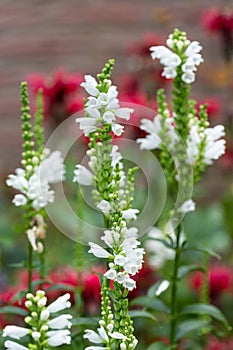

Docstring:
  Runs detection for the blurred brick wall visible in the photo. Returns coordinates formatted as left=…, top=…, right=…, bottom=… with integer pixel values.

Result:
left=0, top=0, right=230, bottom=176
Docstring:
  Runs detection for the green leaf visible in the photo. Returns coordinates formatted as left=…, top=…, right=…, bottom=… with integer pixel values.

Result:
left=146, top=341, right=171, bottom=350
left=129, top=310, right=158, bottom=323
left=149, top=238, right=174, bottom=249
left=177, top=265, right=206, bottom=279
left=47, top=283, right=75, bottom=292
left=130, top=296, right=169, bottom=313
left=186, top=247, right=221, bottom=260
left=180, top=304, right=231, bottom=330
left=72, top=317, right=99, bottom=327
left=0, top=306, right=27, bottom=316
left=175, top=319, right=210, bottom=340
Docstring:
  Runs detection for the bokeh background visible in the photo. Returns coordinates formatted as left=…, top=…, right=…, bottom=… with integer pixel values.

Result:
left=1, top=1, right=233, bottom=349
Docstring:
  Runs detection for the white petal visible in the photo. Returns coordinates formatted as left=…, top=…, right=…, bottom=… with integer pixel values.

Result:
left=47, top=329, right=71, bottom=346
left=73, top=165, right=93, bottom=186
left=12, top=194, right=27, bottom=207
left=115, top=108, right=134, bottom=120
left=88, top=242, right=110, bottom=258
left=47, top=294, right=71, bottom=313
left=103, top=111, right=115, bottom=123
left=155, top=280, right=170, bottom=296
left=97, top=200, right=111, bottom=214
left=3, top=326, right=29, bottom=340
left=112, top=123, right=124, bottom=136
left=5, top=340, right=28, bottom=350
left=84, top=329, right=102, bottom=343
left=122, top=209, right=139, bottom=220
left=48, top=314, right=72, bottom=329
left=179, top=199, right=195, bottom=213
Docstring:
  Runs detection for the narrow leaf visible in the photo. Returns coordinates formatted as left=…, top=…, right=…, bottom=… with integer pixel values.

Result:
left=147, top=341, right=171, bottom=350
left=175, top=319, right=210, bottom=340
left=0, top=306, right=27, bottom=316
left=129, top=310, right=157, bottom=323
left=177, top=265, right=206, bottom=279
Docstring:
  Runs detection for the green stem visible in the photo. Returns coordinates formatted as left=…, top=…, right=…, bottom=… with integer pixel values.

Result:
left=28, top=241, right=33, bottom=293
left=76, top=187, right=84, bottom=317
left=39, top=247, right=45, bottom=289
left=170, top=223, right=182, bottom=349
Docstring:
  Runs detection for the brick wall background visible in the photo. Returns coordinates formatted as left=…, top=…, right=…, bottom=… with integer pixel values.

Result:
left=0, top=0, right=231, bottom=176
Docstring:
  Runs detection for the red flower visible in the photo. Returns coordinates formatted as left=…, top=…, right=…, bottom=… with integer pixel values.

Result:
left=206, top=336, right=233, bottom=350
left=128, top=33, right=163, bottom=57
left=27, top=69, right=83, bottom=125
left=196, top=98, right=221, bottom=119
left=190, top=264, right=232, bottom=300
left=202, top=8, right=233, bottom=32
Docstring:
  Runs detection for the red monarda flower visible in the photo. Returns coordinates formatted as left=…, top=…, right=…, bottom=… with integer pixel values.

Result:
left=190, top=264, right=232, bottom=300
left=27, top=69, right=83, bottom=125
left=206, top=336, right=233, bottom=350
left=202, top=8, right=233, bottom=32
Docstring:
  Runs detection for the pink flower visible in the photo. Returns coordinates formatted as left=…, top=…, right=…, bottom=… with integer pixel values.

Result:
left=202, top=8, right=233, bottom=32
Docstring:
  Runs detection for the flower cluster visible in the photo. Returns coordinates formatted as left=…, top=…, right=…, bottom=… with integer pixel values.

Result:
left=3, top=290, right=72, bottom=349
left=77, top=74, right=133, bottom=137
left=6, top=149, right=65, bottom=210
left=74, top=60, right=143, bottom=349
left=89, top=226, right=144, bottom=291
left=150, top=29, right=203, bottom=83
left=137, top=113, right=226, bottom=167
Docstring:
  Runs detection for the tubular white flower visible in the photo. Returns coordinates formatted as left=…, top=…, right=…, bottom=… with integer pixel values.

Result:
left=73, top=165, right=93, bottom=186
left=47, top=329, right=71, bottom=346
left=115, top=108, right=134, bottom=120
left=112, top=123, right=124, bottom=136
left=12, top=194, right=27, bottom=207
left=81, top=75, right=99, bottom=96
left=47, top=293, right=71, bottom=313
left=97, top=200, right=111, bottom=214
left=179, top=199, right=196, bottom=213
left=4, top=340, right=28, bottom=350
left=122, top=209, right=139, bottom=221
left=155, top=280, right=170, bottom=296
left=40, top=309, right=50, bottom=321
left=37, top=150, right=65, bottom=184
left=76, top=117, right=98, bottom=136
left=3, top=326, right=29, bottom=340
left=48, top=314, right=73, bottom=330
left=88, top=242, right=110, bottom=258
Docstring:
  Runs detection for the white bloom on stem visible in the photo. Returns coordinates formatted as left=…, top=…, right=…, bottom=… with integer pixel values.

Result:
left=88, top=242, right=110, bottom=258
left=47, top=329, right=71, bottom=346
left=204, top=125, right=226, bottom=164
left=81, top=75, right=99, bottom=96
left=12, top=194, right=27, bottom=207
left=179, top=199, right=196, bottom=213
left=38, top=150, right=65, bottom=184
left=3, top=325, right=29, bottom=339
left=112, top=123, right=124, bottom=136
left=73, top=165, right=93, bottom=186
left=84, top=326, right=108, bottom=344
left=4, top=340, right=28, bottom=350
left=155, top=280, right=170, bottom=296
left=110, top=145, right=122, bottom=167
left=3, top=325, right=29, bottom=340
left=40, top=309, right=50, bottom=321
left=76, top=117, right=98, bottom=136
left=48, top=314, right=73, bottom=330
left=122, top=208, right=139, bottom=220
left=115, top=108, right=134, bottom=120
left=47, top=293, right=71, bottom=313
left=97, top=200, right=111, bottom=214
left=145, top=227, right=175, bottom=268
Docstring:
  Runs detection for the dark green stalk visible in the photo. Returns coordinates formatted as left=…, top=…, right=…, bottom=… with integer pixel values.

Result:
left=76, top=186, right=84, bottom=317
left=170, top=223, right=182, bottom=349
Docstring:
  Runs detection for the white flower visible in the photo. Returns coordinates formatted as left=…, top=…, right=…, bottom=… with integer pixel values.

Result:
left=97, top=200, right=111, bottom=214
left=4, top=340, right=28, bottom=350
left=122, top=209, right=139, bottom=220
left=88, top=242, right=110, bottom=258
left=204, top=125, right=226, bottom=164
left=103, top=111, right=115, bottom=123
left=185, top=41, right=202, bottom=56
left=73, top=165, right=93, bottom=186
left=6, top=168, right=28, bottom=192
left=145, top=227, right=175, bottom=268
left=181, top=71, right=195, bottom=84
left=84, top=326, right=108, bottom=344
left=3, top=326, right=29, bottom=340
left=155, top=280, right=170, bottom=296
left=85, top=347, right=106, bottom=350
left=32, top=331, right=41, bottom=341
left=81, top=75, right=99, bottom=96
left=47, top=293, right=71, bottom=313
left=115, top=108, right=134, bottom=120
left=110, top=145, right=122, bottom=167
left=37, top=150, right=65, bottom=184
left=48, top=314, right=73, bottom=329
left=76, top=117, right=98, bottom=136
left=112, top=123, right=124, bottom=136
left=104, top=268, right=117, bottom=280
left=47, top=329, right=71, bottom=346
left=123, top=276, right=136, bottom=291
left=179, top=199, right=196, bottom=213
left=26, top=227, right=38, bottom=251
left=162, top=66, right=177, bottom=79
left=12, top=194, right=27, bottom=206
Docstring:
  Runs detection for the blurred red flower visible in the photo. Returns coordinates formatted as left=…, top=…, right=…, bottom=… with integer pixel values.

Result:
left=190, top=264, right=232, bottom=300
left=202, top=8, right=233, bottom=32
left=206, top=336, right=233, bottom=350
left=27, top=69, right=83, bottom=125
